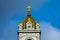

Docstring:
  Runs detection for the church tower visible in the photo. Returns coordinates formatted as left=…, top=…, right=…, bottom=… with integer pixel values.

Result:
left=18, top=5, right=41, bottom=40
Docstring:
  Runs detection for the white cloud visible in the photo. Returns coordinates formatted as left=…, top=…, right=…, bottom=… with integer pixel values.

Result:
left=40, top=22, right=60, bottom=40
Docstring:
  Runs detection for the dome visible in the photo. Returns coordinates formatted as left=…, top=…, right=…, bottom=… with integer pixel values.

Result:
left=23, top=15, right=36, bottom=27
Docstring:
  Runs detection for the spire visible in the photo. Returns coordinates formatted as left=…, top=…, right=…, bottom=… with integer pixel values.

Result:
left=27, top=5, right=31, bottom=16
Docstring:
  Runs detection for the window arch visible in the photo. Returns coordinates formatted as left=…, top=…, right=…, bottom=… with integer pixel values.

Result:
left=25, top=37, right=34, bottom=40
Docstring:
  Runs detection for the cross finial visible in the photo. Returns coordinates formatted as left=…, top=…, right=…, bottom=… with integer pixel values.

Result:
left=27, top=5, right=31, bottom=16
left=27, top=5, right=31, bottom=11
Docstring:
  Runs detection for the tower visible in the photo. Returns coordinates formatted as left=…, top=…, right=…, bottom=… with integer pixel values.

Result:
left=18, top=5, right=41, bottom=40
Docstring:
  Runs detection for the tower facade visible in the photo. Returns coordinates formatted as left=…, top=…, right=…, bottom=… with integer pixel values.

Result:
left=18, top=5, right=41, bottom=40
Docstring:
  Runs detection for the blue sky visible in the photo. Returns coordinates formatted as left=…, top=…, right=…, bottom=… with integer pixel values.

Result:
left=0, top=0, right=60, bottom=40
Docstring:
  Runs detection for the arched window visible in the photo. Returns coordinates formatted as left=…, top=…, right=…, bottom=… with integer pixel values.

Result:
left=26, top=22, right=32, bottom=29
left=27, top=39, right=32, bottom=40
left=25, top=37, right=34, bottom=40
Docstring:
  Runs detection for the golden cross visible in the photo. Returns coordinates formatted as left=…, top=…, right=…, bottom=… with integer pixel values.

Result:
left=27, top=5, right=31, bottom=11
